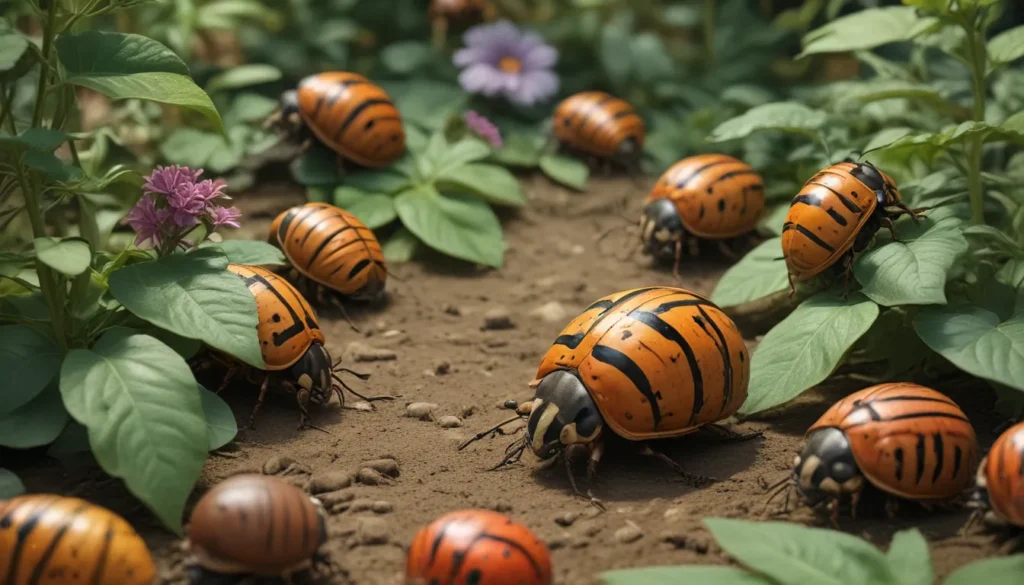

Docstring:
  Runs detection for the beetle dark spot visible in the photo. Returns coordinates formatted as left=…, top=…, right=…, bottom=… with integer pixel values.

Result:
left=739, top=351, right=745, bottom=363
left=621, top=330, right=632, bottom=340
left=706, top=186, right=713, bottom=194
left=503, top=549, right=511, bottom=558
left=430, top=579, right=440, bottom=585
left=717, top=199, right=725, bottom=212
left=262, top=340, right=268, bottom=345
left=272, top=314, right=282, bottom=323
left=466, top=568, right=482, bottom=585
left=391, top=134, right=400, bottom=142
left=364, top=120, right=375, bottom=131
left=563, top=118, right=571, bottom=127
left=699, top=204, right=705, bottom=218
left=591, top=375, right=599, bottom=381
left=625, top=412, right=633, bottom=420
left=655, top=391, right=663, bottom=400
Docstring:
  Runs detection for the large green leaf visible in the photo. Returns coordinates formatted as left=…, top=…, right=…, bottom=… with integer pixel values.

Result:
left=854, top=212, right=967, bottom=306
left=382, top=227, right=420, bottom=263
left=988, top=25, right=1024, bottom=67
left=200, top=240, right=286, bottom=266
left=395, top=187, right=504, bottom=268
left=944, top=556, right=1024, bottom=585
left=711, top=238, right=789, bottom=308
left=333, top=186, right=398, bottom=229
left=798, top=7, right=935, bottom=58
left=381, top=41, right=429, bottom=75
left=0, top=468, right=24, bottom=499
left=0, top=384, right=69, bottom=448
left=709, top=102, right=826, bottom=143
left=199, top=385, right=237, bottom=451
left=0, top=325, right=62, bottom=416
left=0, top=24, right=34, bottom=81
left=205, top=64, right=281, bottom=93
left=290, top=142, right=341, bottom=186
left=60, top=330, right=208, bottom=533
left=344, top=170, right=411, bottom=195
left=886, top=530, right=932, bottom=585
left=33, top=237, right=92, bottom=276
left=539, top=154, right=589, bottom=191
left=436, top=163, right=526, bottom=207
left=740, top=292, right=880, bottom=414
left=108, top=248, right=263, bottom=368
left=601, top=566, right=771, bottom=585
left=56, top=31, right=223, bottom=132
left=705, top=519, right=897, bottom=585
left=914, top=306, right=1024, bottom=392
left=599, top=25, right=632, bottom=86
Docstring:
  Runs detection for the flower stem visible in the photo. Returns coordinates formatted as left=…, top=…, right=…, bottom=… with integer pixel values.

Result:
left=30, top=0, right=58, bottom=129
left=964, top=15, right=988, bottom=226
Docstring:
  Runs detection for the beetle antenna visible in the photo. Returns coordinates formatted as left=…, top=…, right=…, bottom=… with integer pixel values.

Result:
left=489, top=438, right=528, bottom=471
left=762, top=475, right=795, bottom=513
left=458, top=415, right=526, bottom=451
left=331, top=372, right=392, bottom=403
left=332, top=366, right=371, bottom=381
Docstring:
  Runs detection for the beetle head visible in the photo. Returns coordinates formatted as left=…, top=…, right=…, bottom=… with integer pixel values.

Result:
left=525, top=370, right=603, bottom=460
left=793, top=427, right=865, bottom=506
left=639, top=198, right=684, bottom=259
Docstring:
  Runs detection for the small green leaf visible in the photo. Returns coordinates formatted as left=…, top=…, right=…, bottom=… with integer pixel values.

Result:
left=56, top=31, right=223, bottom=133
left=159, top=127, right=228, bottom=168
left=914, top=306, right=1024, bottom=392
left=60, top=330, right=208, bottom=533
left=711, top=238, right=789, bottom=308
left=886, top=530, right=932, bottom=585
left=0, top=25, right=33, bottom=81
left=705, top=518, right=896, bottom=585
left=631, top=33, right=675, bottom=83
left=33, top=237, right=92, bottom=276
left=799, top=7, right=935, bottom=58
left=333, top=186, right=398, bottom=229
left=988, top=25, right=1024, bottom=66
left=436, top=163, right=526, bottom=207
left=381, top=41, right=429, bottom=74
left=539, top=154, right=589, bottom=191
left=944, top=556, right=1024, bottom=585
left=854, top=212, right=968, bottom=306
left=387, top=80, right=467, bottom=131
left=600, top=25, right=632, bottom=86
left=494, top=133, right=543, bottom=168
left=290, top=142, right=341, bottom=186
left=382, top=227, right=419, bottom=263
left=199, top=385, right=237, bottom=451
left=709, top=102, right=826, bottom=143
left=344, top=170, right=411, bottom=195
left=864, top=127, right=914, bottom=153
left=0, top=385, right=69, bottom=448
left=431, top=138, right=493, bottom=177
left=205, top=64, right=281, bottom=93
left=395, top=186, right=504, bottom=268
left=0, top=468, right=24, bottom=499
left=200, top=240, right=287, bottom=266
left=14, top=129, right=69, bottom=152
left=0, top=324, right=62, bottom=416
left=108, top=248, right=263, bottom=368
left=601, top=566, right=771, bottom=585
left=740, top=292, right=880, bottom=415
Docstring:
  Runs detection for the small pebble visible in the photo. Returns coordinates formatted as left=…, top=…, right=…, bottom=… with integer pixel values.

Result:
left=443, top=304, right=462, bottom=316
left=382, top=329, right=402, bottom=338
left=349, top=499, right=375, bottom=512
left=481, top=308, right=514, bottom=330
left=345, top=342, right=397, bottom=362
left=554, top=512, right=579, bottom=527
left=530, top=301, right=567, bottom=323
left=350, top=401, right=373, bottom=412
left=357, top=467, right=390, bottom=486
left=438, top=415, right=462, bottom=428
left=371, top=501, right=393, bottom=514
left=615, top=522, right=644, bottom=544
left=406, top=402, right=438, bottom=420
left=357, top=517, right=390, bottom=545
left=318, top=489, right=355, bottom=508
left=434, top=361, right=451, bottom=375
left=361, top=458, right=400, bottom=477
left=262, top=455, right=297, bottom=476
left=569, top=535, right=590, bottom=549
left=547, top=534, right=569, bottom=550
left=578, top=519, right=603, bottom=537
left=308, top=470, right=354, bottom=494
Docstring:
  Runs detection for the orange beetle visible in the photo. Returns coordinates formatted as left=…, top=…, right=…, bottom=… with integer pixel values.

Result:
left=187, top=475, right=327, bottom=580
left=0, top=495, right=156, bottom=585
left=781, top=161, right=921, bottom=288
left=406, top=510, right=552, bottom=585
left=269, top=202, right=387, bottom=311
left=202, top=264, right=387, bottom=429
left=272, top=72, right=405, bottom=168
left=785, top=383, right=977, bottom=520
left=552, top=92, right=645, bottom=166
left=969, top=421, right=1024, bottom=528
left=641, top=154, right=765, bottom=276
left=461, top=287, right=754, bottom=496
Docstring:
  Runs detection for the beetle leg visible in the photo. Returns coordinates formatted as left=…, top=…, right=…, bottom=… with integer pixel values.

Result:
left=885, top=496, right=900, bottom=520
left=787, top=271, right=796, bottom=297
left=705, top=423, right=763, bottom=442
left=327, top=293, right=361, bottom=332
left=564, top=453, right=605, bottom=512
left=881, top=216, right=899, bottom=242
left=828, top=499, right=841, bottom=528
left=248, top=376, right=271, bottom=429
left=639, top=444, right=716, bottom=488
left=293, top=385, right=329, bottom=433
left=850, top=490, right=861, bottom=520
left=214, top=363, right=240, bottom=394
left=586, top=436, right=605, bottom=485
left=672, top=238, right=684, bottom=282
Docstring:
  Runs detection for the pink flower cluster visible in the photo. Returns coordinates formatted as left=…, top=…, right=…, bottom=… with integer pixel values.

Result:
left=124, top=166, right=241, bottom=248
left=463, top=111, right=503, bottom=148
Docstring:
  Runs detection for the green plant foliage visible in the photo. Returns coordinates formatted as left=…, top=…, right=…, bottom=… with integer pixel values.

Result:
left=395, top=187, right=504, bottom=268
left=60, top=330, right=208, bottom=534
left=200, top=240, right=287, bottom=266
left=602, top=566, right=770, bottom=585
left=886, top=530, right=933, bottom=585
left=199, top=386, right=237, bottom=451
left=539, top=154, right=589, bottom=191
left=0, top=385, right=69, bottom=449
left=33, top=237, right=92, bottom=276
left=915, top=305, right=1024, bottom=392
left=381, top=227, right=420, bottom=263
left=711, top=238, right=789, bottom=308
left=798, top=7, right=935, bottom=58
left=708, top=102, right=826, bottom=143
left=204, top=64, right=282, bottom=93
left=0, top=324, right=62, bottom=415
left=0, top=468, right=24, bottom=499
left=741, top=292, right=879, bottom=414
left=333, top=187, right=398, bottom=230
left=944, top=556, right=1024, bottom=585
left=108, top=248, right=263, bottom=368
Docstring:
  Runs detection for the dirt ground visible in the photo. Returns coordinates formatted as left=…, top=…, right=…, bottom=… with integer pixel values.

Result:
left=10, top=176, right=1011, bottom=584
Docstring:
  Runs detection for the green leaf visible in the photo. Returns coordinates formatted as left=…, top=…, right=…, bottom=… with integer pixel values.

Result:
left=988, top=26, right=1024, bottom=66
left=13, top=129, right=69, bottom=152
left=108, top=248, right=263, bottom=369
left=0, top=25, right=33, bottom=81
left=33, top=237, right=91, bottom=276
left=631, top=33, right=675, bottom=83
left=799, top=7, right=935, bottom=58
left=539, top=154, right=589, bottom=191
left=494, top=133, right=543, bottom=168
left=61, top=330, right=207, bottom=533
left=914, top=306, right=1024, bottom=392
left=56, top=31, right=223, bottom=133
left=159, top=127, right=229, bottom=168
left=864, top=127, right=914, bottom=153
left=944, top=556, right=1024, bottom=585
left=600, top=25, right=632, bottom=86
left=205, top=64, right=281, bottom=93
left=854, top=212, right=968, bottom=306
left=0, top=468, right=24, bottom=499
left=47, top=422, right=91, bottom=457
left=886, top=530, right=932, bottom=585
left=381, top=41, right=429, bottom=74
left=431, top=138, right=493, bottom=177
left=344, top=170, right=411, bottom=195
left=199, top=385, right=237, bottom=451
left=0, top=324, right=62, bottom=416
left=395, top=186, right=504, bottom=268
left=0, top=385, right=69, bottom=448
left=705, top=518, right=896, bottom=585
left=333, top=186, right=397, bottom=229
left=740, top=292, right=880, bottom=414
left=200, top=240, right=287, bottom=266
left=387, top=80, right=467, bottom=131
left=711, top=238, right=790, bottom=308
left=382, top=227, right=419, bottom=263
left=436, top=163, right=526, bottom=207
left=290, top=142, right=341, bottom=186
left=709, top=102, right=826, bottom=143
left=601, top=566, right=771, bottom=585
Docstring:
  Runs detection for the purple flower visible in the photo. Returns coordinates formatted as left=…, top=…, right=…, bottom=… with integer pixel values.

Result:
left=454, top=20, right=559, bottom=107
left=209, top=206, right=242, bottom=229
left=143, top=166, right=232, bottom=227
left=122, top=194, right=168, bottom=247
left=143, top=165, right=201, bottom=196
left=463, top=111, right=503, bottom=148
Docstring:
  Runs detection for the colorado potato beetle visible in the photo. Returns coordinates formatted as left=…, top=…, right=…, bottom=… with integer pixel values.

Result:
left=968, top=421, right=1024, bottom=529
left=187, top=474, right=327, bottom=581
left=769, top=383, right=977, bottom=522
left=270, top=71, right=405, bottom=169
left=781, top=161, right=922, bottom=289
left=641, top=154, right=765, bottom=277
left=0, top=495, right=156, bottom=585
left=406, top=509, right=552, bottom=585
left=461, top=287, right=755, bottom=499
left=197, top=264, right=389, bottom=430
left=269, top=202, right=387, bottom=326
left=552, top=91, right=645, bottom=168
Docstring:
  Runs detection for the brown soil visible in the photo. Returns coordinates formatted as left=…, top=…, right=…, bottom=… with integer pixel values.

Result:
left=11, top=177, right=1010, bottom=585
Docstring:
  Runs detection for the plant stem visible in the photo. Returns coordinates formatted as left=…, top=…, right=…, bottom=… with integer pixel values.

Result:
left=31, top=0, right=58, bottom=129
left=0, top=83, right=16, bottom=134
left=964, top=17, right=988, bottom=225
